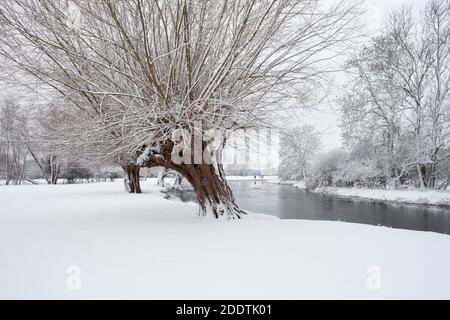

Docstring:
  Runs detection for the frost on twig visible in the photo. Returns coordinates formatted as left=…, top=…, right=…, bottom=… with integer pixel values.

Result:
left=137, top=143, right=162, bottom=166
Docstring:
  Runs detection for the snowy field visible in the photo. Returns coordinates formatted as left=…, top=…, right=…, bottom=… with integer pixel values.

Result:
left=1, top=181, right=450, bottom=299
left=314, top=187, right=450, bottom=207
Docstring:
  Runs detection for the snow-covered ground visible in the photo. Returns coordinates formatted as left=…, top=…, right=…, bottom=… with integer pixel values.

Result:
left=272, top=179, right=308, bottom=189
left=293, top=181, right=307, bottom=190
left=267, top=178, right=302, bottom=186
left=1, top=181, right=450, bottom=299
left=314, top=187, right=450, bottom=207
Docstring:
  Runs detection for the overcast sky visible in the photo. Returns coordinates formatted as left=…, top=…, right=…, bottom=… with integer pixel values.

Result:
left=310, top=0, right=417, bottom=150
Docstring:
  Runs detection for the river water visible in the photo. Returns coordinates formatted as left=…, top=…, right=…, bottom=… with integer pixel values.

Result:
left=229, top=181, right=450, bottom=235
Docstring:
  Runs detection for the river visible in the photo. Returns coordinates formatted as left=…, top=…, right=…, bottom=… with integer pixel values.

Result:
left=229, top=181, right=450, bottom=235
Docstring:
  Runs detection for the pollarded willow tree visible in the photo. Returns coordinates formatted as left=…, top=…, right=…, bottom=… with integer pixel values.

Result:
left=0, top=0, right=363, bottom=218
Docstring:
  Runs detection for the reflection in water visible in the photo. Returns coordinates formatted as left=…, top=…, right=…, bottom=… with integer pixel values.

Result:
left=229, top=181, right=450, bottom=235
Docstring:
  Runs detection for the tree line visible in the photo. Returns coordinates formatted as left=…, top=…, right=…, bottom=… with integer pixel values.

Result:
left=279, top=0, right=450, bottom=191
left=339, top=0, right=450, bottom=190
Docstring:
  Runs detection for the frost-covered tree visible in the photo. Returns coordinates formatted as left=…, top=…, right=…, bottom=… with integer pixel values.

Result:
left=0, top=100, right=29, bottom=185
left=0, top=0, right=364, bottom=218
left=422, top=0, right=450, bottom=188
left=0, top=89, right=69, bottom=185
left=340, top=0, right=450, bottom=189
left=340, top=33, right=409, bottom=186
left=279, top=125, right=322, bottom=181
left=27, top=109, right=66, bottom=185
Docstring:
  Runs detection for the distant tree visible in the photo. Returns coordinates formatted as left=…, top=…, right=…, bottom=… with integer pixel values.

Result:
left=422, top=0, right=450, bottom=188
left=340, top=33, right=409, bottom=187
left=278, top=125, right=322, bottom=181
left=0, top=100, right=29, bottom=185
left=26, top=109, right=66, bottom=185
left=340, top=0, right=450, bottom=189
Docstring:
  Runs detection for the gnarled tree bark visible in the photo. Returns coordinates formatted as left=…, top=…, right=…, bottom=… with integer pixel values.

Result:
left=123, top=164, right=142, bottom=194
left=172, top=163, right=245, bottom=219
left=139, top=142, right=246, bottom=219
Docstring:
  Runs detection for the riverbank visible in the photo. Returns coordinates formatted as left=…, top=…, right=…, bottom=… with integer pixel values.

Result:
left=1, top=181, right=450, bottom=299
left=311, top=187, right=450, bottom=207
left=226, top=175, right=278, bottom=182
left=280, top=179, right=450, bottom=207
left=267, top=178, right=307, bottom=189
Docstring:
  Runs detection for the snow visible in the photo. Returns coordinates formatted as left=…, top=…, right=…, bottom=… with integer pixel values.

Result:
left=1, top=181, right=450, bottom=299
left=266, top=178, right=297, bottom=185
left=273, top=179, right=308, bottom=189
left=315, top=187, right=450, bottom=207
left=0, top=179, right=52, bottom=185
left=293, top=181, right=307, bottom=190
left=226, top=175, right=278, bottom=182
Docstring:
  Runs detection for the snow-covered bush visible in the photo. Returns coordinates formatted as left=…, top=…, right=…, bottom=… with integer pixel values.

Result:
left=309, top=149, right=347, bottom=188
left=62, top=162, right=93, bottom=184
left=310, top=147, right=386, bottom=189
left=94, top=166, right=122, bottom=182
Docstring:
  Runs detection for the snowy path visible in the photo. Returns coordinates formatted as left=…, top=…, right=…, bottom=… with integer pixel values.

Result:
left=1, top=181, right=450, bottom=299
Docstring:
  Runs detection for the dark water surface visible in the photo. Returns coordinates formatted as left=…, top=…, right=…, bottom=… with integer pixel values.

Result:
left=229, top=181, right=450, bottom=235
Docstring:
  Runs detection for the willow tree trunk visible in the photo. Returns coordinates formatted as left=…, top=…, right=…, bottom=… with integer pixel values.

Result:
left=123, top=164, right=142, bottom=194
left=166, top=163, right=245, bottom=219
left=139, top=141, right=246, bottom=219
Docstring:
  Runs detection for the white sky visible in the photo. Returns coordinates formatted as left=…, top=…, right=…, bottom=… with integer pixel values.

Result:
left=308, top=0, right=418, bottom=150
